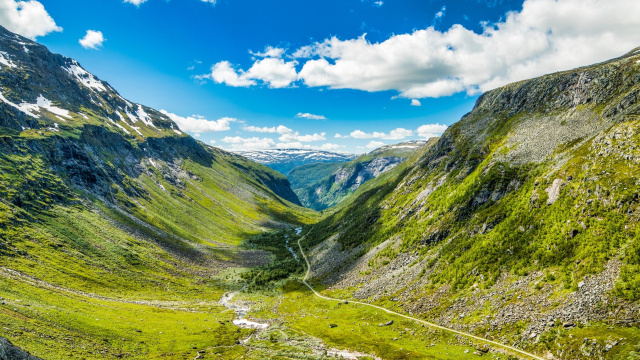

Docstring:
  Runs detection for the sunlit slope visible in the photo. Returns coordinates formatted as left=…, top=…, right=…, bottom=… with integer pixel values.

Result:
left=0, top=25, right=316, bottom=359
left=299, top=51, right=640, bottom=358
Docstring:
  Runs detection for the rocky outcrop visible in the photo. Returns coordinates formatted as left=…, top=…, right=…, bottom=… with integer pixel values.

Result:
left=296, top=156, right=405, bottom=210
left=0, top=337, right=42, bottom=360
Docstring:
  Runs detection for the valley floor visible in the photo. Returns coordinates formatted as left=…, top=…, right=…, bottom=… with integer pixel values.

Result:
left=3, top=227, right=640, bottom=360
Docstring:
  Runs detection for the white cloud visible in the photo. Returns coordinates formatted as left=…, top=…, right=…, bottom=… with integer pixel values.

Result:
left=335, top=133, right=344, bottom=138
left=123, top=0, right=147, bottom=5
left=210, top=139, right=216, bottom=144
left=279, top=131, right=326, bottom=143
left=350, top=128, right=413, bottom=140
left=124, top=0, right=215, bottom=6
left=211, top=0, right=640, bottom=99
left=193, top=133, right=201, bottom=138
left=245, top=58, right=298, bottom=88
left=296, top=112, right=326, bottom=120
left=417, top=123, right=448, bottom=139
left=373, top=1, right=383, bottom=7
left=250, top=46, right=285, bottom=58
left=199, top=58, right=297, bottom=88
left=198, top=61, right=256, bottom=87
left=79, top=30, right=105, bottom=50
left=275, top=142, right=343, bottom=151
left=318, top=143, right=342, bottom=150
left=272, top=125, right=325, bottom=142
left=435, top=6, right=446, bottom=19
left=366, top=141, right=386, bottom=149
left=222, top=136, right=276, bottom=151
left=0, top=0, right=61, bottom=39
left=411, top=99, right=421, bottom=107
left=160, top=110, right=235, bottom=133
left=243, top=125, right=277, bottom=133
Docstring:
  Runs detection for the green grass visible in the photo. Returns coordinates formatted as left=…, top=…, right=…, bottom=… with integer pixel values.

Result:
left=244, top=280, right=516, bottom=360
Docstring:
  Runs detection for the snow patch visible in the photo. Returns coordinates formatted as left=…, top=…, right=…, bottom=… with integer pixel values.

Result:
left=79, top=113, right=89, bottom=120
left=115, top=111, right=126, bottom=123
left=0, top=90, right=39, bottom=118
left=173, top=129, right=182, bottom=135
left=124, top=107, right=138, bottom=124
left=148, top=158, right=157, bottom=168
left=131, top=126, right=144, bottom=137
left=117, top=95, right=133, bottom=108
left=35, top=95, right=71, bottom=118
left=63, top=62, right=107, bottom=92
left=0, top=52, right=16, bottom=68
left=136, top=105, right=155, bottom=127
left=109, top=119, right=130, bottom=135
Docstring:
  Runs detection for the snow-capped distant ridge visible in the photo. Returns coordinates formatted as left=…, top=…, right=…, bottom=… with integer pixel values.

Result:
left=237, top=149, right=356, bottom=174
left=238, top=149, right=355, bottom=163
left=369, top=140, right=429, bottom=155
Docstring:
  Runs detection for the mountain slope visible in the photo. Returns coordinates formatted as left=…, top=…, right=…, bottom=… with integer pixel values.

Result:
left=238, top=148, right=355, bottom=174
left=299, top=51, right=640, bottom=359
left=289, top=140, right=427, bottom=210
left=0, top=26, right=316, bottom=359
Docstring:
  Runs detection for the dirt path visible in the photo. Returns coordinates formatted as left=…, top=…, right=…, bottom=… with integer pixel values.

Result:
left=296, top=236, right=545, bottom=360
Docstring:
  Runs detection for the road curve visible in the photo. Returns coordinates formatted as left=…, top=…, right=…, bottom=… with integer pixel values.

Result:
left=296, top=236, right=545, bottom=360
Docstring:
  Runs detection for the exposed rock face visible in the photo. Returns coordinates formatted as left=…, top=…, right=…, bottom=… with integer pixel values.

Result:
left=0, top=337, right=42, bottom=360
left=545, top=179, right=565, bottom=205
left=298, top=156, right=404, bottom=211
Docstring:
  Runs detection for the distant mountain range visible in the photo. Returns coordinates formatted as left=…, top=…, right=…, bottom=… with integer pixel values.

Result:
left=288, top=140, right=428, bottom=210
left=237, top=149, right=356, bottom=174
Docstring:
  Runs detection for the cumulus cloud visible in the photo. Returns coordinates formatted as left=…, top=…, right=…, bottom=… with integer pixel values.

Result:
left=296, top=112, right=326, bottom=120
left=222, top=136, right=276, bottom=151
left=200, top=58, right=297, bottom=88
left=0, top=0, right=62, bottom=39
left=350, top=128, right=413, bottom=140
left=417, top=123, right=448, bottom=139
left=242, top=125, right=277, bottom=133
left=373, top=1, right=383, bottom=7
left=206, top=0, right=640, bottom=98
left=160, top=110, right=235, bottom=133
left=411, top=99, right=421, bottom=107
left=250, top=46, right=286, bottom=58
left=275, top=142, right=343, bottom=151
left=79, top=30, right=105, bottom=50
left=125, top=0, right=215, bottom=6
left=274, top=125, right=326, bottom=142
left=245, top=58, right=298, bottom=88
left=366, top=141, right=386, bottom=149
left=198, top=61, right=256, bottom=87
left=123, top=0, right=147, bottom=5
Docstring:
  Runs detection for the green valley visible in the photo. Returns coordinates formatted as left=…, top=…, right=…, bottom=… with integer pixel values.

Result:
left=0, top=11, right=640, bottom=360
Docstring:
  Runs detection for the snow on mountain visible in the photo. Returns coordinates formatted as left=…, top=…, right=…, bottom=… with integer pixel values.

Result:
left=237, top=149, right=356, bottom=174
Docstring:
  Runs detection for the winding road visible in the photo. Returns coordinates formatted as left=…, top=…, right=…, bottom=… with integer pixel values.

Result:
left=296, top=236, right=545, bottom=360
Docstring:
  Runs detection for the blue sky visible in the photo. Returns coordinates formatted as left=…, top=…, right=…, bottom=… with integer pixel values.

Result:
left=3, top=0, right=640, bottom=153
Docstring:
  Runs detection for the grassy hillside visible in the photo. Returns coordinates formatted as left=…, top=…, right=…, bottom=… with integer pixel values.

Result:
left=0, top=26, right=318, bottom=359
left=298, top=52, right=640, bottom=359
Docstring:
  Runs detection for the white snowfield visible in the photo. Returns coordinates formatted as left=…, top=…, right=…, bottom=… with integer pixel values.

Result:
left=63, top=61, right=107, bottom=92
left=0, top=92, right=72, bottom=120
left=0, top=51, right=16, bottom=68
